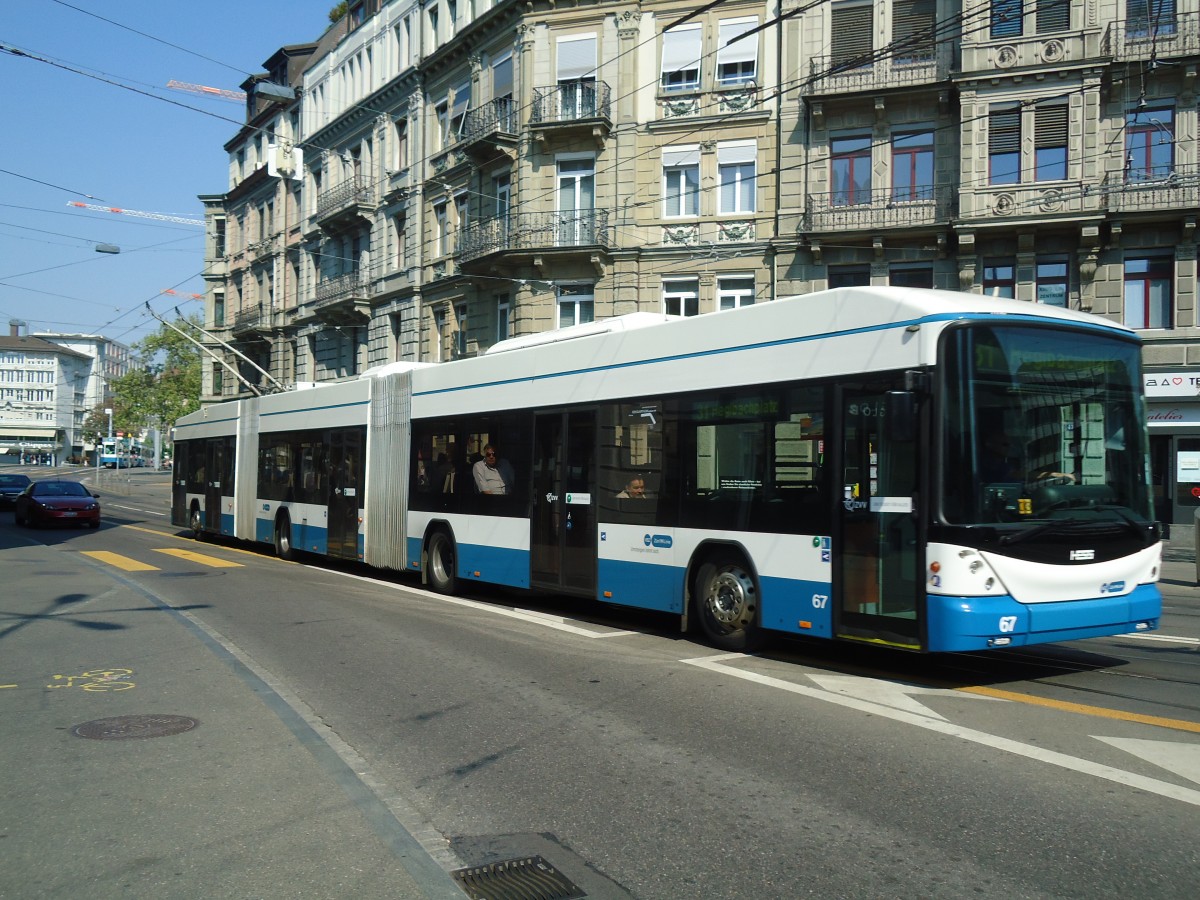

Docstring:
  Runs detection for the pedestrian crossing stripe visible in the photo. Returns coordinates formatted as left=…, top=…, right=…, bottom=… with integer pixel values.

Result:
left=81, top=551, right=160, bottom=572
left=153, top=548, right=243, bottom=568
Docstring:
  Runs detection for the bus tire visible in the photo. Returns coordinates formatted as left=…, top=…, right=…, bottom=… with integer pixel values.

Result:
left=189, top=504, right=204, bottom=541
left=274, top=512, right=295, bottom=561
left=426, top=530, right=457, bottom=594
left=693, top=553, right=764, bottom=652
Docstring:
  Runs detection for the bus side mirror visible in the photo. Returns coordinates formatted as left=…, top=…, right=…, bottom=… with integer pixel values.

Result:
left=886, top=391, right=917, bottom=442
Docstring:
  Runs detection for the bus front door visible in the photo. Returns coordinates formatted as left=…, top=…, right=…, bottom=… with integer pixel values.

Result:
left=326, top=429, right=363, bottom=560
left=836, top=387, right=922, bottom=650
left=531, top=410, right=597, bottom=595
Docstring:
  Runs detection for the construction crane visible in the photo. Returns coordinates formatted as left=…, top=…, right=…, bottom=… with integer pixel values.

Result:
left=166, top=80, right=246, bottom=103
left=66, top=202, right=204, bottom=227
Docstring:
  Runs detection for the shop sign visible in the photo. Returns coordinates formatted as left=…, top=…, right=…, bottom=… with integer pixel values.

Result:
left=1147, top=404, right=1200, bottom=426
left=1143, top=372, right=1200, bottom=397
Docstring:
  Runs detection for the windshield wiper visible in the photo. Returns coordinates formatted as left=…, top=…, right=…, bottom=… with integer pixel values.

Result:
left=1000, top=517, right=1092, bottom=546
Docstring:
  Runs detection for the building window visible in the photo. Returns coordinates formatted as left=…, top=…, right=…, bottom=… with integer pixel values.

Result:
left=1126, top=106, right=1174, bottom=183
left=558, top=283, right=594, bottom=328
left=393, top=118, right=408, bottom=171
left=433, top=201, right=448, bottom=257
left=454, top=302, right=467, bottom=357
left=213, top=291, right=225, bottom=328
left=718, top=276, right=755, bottom=310
left=890, top=267, right=933, bottom=288
left=1124, top=256, right=1172, bottom=329
left=433, top=307, right=446, bottom=362
left=393, top=213, right=407, bottom=270
left=663, top=279, right=700, bottom=316
left=988, top=105, right=1021, bottom=185
left=1034, top=101, right=1068, bottom=181
left=449, top=78, right=470, bottom=141
left=892, top=0, right=936, bottom=62
left=434, top=100, right=449, bottom=150
left=661, top=24, right=702, bottom=91
left=557, top=34, right=597, bottom=119
left=1036, top=258, right=1069, bottom=307
left=891, top=131, right=934, bottom=201
left=831, top=0, right=874, bottom=70
left=454, top=192, right=469, bottom=253
left=663, top=146, right=701, bottom=217
left=831, top=135, right=872, bottom=206
left=496, top=295, right=511, bottom=342
left=829, top=266, right=870, bottom=287
left=1035, top=0, right=1069, bottom=32
left=213, top=363, right=224, bottom=396
left=213, top=217, right=226, bottom=257
left=718, top=141, right=756, bottom=214
left=983, top=260, right=1016, bottom=298
left=1126, top=0, right=1177, bottom=38
left=717, top=18, right=758, bottom=85
left=991, top=0, right=1023, bottom=38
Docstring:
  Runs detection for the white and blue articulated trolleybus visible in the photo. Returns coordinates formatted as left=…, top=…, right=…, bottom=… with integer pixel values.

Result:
left=171, top=286, right=1162, bottom=653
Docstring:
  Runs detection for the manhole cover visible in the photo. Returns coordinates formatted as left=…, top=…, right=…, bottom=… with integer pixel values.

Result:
left=451, top=856, right=584, bottom=900
left=72, top=714, right=200, bottom=741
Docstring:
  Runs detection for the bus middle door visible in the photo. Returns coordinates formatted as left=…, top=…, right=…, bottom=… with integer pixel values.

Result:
left=531, top=410, right=597, bottom=595
left=836, top=385, right=922, bottom=650
left=326, top=429, right=363, bottom=560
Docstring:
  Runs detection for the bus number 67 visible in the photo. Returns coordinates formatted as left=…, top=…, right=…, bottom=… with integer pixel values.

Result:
left=812, top=594, right=829, bottom=609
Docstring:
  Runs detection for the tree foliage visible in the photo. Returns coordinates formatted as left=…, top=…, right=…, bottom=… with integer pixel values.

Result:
left=108, top=315, right=204, bottom=437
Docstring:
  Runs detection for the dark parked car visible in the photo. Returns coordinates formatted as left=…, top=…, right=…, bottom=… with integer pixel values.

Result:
left=0, top=473, right=32, bottom=508
left=14, top=480, right=101, bottom=529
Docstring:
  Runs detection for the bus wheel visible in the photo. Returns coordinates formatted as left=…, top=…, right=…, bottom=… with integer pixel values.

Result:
left=694, top=555, right=764, bottom=652
left=274, top=513, right=295, bottom=561
left=189, top=505, right=204, bottom=541
left=427, top=531, right=457, bottom=594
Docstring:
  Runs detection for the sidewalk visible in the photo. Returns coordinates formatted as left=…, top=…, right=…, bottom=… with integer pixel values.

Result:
left=0, top=537, right=463, bottom=899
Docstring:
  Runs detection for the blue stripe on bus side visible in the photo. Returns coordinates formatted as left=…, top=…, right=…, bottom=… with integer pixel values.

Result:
left=926, top=584, right=1161, bottom=652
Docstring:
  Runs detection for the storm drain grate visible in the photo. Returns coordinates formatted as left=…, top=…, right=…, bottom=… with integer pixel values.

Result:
left=72, top=714, right=199, bottom=741
left=451, top=855, right=585, bottom=900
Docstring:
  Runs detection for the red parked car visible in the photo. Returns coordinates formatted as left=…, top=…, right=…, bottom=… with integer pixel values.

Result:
left=14, top=480, right=101, bottom=529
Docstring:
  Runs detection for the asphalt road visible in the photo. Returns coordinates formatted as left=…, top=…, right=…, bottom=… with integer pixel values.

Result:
left=2, top=466, right=1198, bottom=899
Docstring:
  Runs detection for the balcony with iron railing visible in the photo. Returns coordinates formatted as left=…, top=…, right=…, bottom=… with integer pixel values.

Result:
left=804, top=185, right=957, bottom=233
left=460, top=98, right=518, bottom=157
left=530, top=80, right=612, bottom=144
left=1104, top=163, right=1200, bottom=214
left=1104, top=12, right=1200, bottom=61
left=803, top=49, right=948, bottom=97
left=313, top=176, right=376, bottom=231
left=456, top=209, right=611, bottom=266
left=230, top=306, right=273, bottom=337
left=311, top=270, right=372, bottom=323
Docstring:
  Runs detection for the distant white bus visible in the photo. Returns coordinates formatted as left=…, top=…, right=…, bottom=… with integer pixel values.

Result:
left=172, top=287, right=1162, bottom=653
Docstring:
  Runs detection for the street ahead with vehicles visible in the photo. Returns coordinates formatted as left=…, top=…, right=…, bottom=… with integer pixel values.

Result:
left=1, top=468, right=1197, bottom=898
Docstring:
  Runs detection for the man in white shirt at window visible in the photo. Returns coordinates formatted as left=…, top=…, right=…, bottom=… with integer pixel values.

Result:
left=473, top=443, right=514, bottom=495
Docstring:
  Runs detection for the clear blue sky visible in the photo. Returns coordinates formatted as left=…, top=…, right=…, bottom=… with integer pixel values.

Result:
left=1, top=0, right=336, bottom=349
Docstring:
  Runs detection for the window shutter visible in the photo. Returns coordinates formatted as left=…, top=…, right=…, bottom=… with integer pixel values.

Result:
left=1035, top=0, right=1070, bottom=32
left=989, top=107, right=1021, bottom=153
left=717, top=18, right=758, bottom=66
left=831, top=1, right=874, bottom=67
left=661, top=24, right=703, bottom=74
left=1035, top=103, right=1067, bottom=148
left=718, top=141, right=757, bottom=165
left=557, top=34, right=597, bottom=80
left=492, top=54, right=513, bottom=98
left=892, top=0, right=936, bottom=54
left=663, top=145, right=701, bottom=167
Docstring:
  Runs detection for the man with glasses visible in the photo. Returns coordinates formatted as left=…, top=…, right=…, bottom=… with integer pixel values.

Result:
left=473, top=443, right=515, bottom=495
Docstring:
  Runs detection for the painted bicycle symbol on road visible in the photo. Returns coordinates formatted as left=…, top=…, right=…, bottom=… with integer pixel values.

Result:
left=48, top=668, right=136, bottom=692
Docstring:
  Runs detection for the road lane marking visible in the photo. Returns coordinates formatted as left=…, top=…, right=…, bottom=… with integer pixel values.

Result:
left=958, top=686, right=1200, bottom=734
left=153, top=548, right=244, bottom=568
left=682, top=652, right=1200, bottom=808
left=807, top=673, right=1002, bottom=721
left=108, top=503, right=168, bottom=517
left=80, top=550, right=160, bottom=572
left=1095, top=736, right=1200, bottom=786
left=1118, top=632, right=1200, bottom=647
left=121, top=525, right=296, bottom=562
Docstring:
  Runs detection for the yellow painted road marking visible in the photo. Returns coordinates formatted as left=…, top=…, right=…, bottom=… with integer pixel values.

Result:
left=960, top=686, right=1200, bottom=735
left=122, top=525, right=295, bottom=563
left=153, top=548, right=243, bottom=568
left=0, top=684, right=16, bottom=689
left=80, top=551, right=160, bottom=572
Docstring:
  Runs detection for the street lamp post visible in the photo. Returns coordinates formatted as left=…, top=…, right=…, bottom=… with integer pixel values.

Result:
left=96, top=407, right=113, bottom=480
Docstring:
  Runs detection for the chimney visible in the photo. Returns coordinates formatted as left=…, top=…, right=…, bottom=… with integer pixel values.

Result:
left=9, top=319, right=23, bottom=338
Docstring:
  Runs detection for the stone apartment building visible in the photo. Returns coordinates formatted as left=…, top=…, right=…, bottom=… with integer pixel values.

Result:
left=200, top=0, right=1199, bottom=525
left=0, top=323, right=130, bottom=462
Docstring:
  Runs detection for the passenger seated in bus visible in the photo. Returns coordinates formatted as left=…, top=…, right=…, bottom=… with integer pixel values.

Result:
left=617, top=476, right=647, bottom=499
left=473, top=443, right=515, bottom=495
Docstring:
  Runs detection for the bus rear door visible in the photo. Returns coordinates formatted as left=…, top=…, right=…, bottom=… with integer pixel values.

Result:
left=531, top=410, right=597, bottom=595
left=836, top=384, right=923, bottom=650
